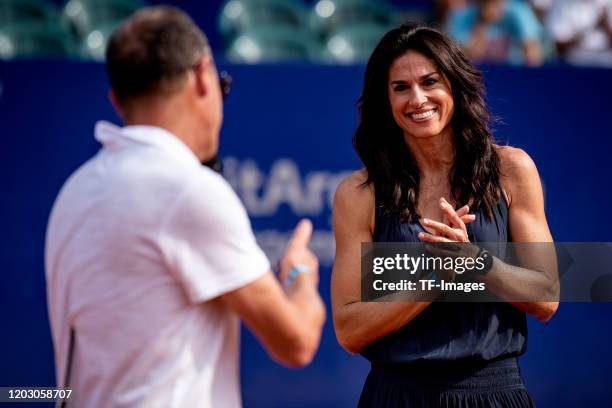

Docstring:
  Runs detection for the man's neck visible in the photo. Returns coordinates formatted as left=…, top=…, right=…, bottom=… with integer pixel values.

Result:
left=123, top=101, right=211, bottom=162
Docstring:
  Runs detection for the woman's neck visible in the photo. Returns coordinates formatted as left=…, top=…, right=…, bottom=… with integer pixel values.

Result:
left=404, top=128, right=455, bottom=176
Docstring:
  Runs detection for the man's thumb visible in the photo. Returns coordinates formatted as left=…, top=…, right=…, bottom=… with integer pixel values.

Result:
left=287, top=219, right=313, bottom=250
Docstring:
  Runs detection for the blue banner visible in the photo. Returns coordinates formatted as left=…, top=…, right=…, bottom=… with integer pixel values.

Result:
left=1, top=60, right=611, bottom=406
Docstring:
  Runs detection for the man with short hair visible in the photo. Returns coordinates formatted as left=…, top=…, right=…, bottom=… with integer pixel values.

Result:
left=45, top=6, right=325, bottom=407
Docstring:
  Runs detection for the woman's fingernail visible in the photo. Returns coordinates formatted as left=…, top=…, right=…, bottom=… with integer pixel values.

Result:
left=423, top=218, right=429, bottom=224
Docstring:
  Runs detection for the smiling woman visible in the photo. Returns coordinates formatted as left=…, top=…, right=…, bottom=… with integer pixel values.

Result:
left=331, top=22, right=558, bottom=408
left=388, top=51, right=455, bottom=140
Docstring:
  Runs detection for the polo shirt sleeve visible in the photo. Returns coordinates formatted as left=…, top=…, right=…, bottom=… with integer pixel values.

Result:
left=158, top=169, right=270, bottom=304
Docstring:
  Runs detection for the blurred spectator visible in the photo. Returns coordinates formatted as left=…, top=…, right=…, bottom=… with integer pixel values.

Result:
left=543, top=0, right=612, bottom=67
left=447, top=0, right=544, bottom=66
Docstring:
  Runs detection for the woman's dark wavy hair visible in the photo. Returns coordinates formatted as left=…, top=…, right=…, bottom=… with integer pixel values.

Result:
left=354, top=22, right=501, bottom=221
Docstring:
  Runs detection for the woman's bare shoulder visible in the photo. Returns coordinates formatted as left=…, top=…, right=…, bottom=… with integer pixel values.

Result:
left=495, top=145, right=538, bottom=175
left=494, top=145, right=541, bottom=206
left=335, top=169, right=373, bottom=200
left=333, top=169, right=375, bottom=229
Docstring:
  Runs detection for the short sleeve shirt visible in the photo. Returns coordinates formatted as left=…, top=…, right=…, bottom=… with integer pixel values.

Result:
left=447, top=0, right=543, bottom=64
left=45, top=121, right=270, bottom=407
left=545, top=0, right=612, bottom=51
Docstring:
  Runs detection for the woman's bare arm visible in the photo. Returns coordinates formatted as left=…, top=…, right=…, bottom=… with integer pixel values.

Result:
left=331, top=171, right=431, bottom=354
left=495, top=146, right=559, bottom=321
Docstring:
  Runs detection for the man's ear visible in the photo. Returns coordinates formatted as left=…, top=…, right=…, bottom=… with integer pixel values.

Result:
left=193, top=54, right=212, bottom=97
left=108, top=90, right=125, bottom=122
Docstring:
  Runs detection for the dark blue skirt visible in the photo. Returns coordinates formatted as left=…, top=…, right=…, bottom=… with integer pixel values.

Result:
left=358, top=357, right=535, bottom=408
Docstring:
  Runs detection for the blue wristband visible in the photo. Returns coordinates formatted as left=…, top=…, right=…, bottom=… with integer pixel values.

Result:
left=283, top=265, right=311, bottom=291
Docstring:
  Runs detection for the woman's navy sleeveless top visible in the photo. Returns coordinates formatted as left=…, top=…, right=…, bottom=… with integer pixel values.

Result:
left=360, top=199, right=527, bottom=364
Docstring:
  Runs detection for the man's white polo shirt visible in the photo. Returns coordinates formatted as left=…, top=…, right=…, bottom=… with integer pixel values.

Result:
left=45, top=121, right=270, bottom=407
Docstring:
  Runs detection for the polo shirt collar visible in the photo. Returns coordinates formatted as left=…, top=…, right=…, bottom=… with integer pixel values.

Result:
left=95, top=120, right=201, bottom=166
